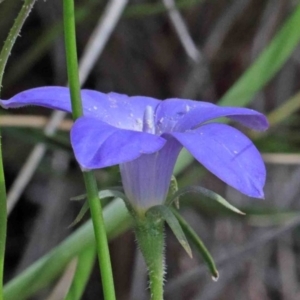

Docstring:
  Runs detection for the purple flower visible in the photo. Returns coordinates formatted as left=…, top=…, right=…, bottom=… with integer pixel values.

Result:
left=0, top=87, right=268, bottom=210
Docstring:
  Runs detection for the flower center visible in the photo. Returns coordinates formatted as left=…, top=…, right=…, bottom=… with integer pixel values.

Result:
left=142, top=105, right=155, bottom=134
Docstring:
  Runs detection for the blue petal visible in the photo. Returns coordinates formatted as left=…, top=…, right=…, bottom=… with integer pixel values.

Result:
left=120, top=137, right=182, bottom=209
left=71, top=116, right=166, bottom=169
left=154, top=98, right=268, bottom=132
left=174, top=104, right=269, bottom=132
left=0, top=86, right=106, bottom=117
left=0, top=87, right=160, bottom=131
left=83, top=91, right=160, bottom=130
left=155, top=99, right=214, bottom=133
left=168, top=123, right=266, bottom=198
left=0, top=87, right=74, bottom=111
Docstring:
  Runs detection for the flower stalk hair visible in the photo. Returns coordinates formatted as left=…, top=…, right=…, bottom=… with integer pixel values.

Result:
left=0, top=87, right=268, bottom=299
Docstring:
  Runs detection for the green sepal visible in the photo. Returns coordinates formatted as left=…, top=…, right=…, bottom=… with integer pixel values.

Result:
left=68, top=201, right=89, bottom=228
left=147, top=205, right=192, bottom=258
left=169, top=175, right=180, bottom=209
left=69, top=188, right=126, bottom=227
left=171, top=208, right=219, bottom=281
left=98, top=189, right=126, bottom=200
left=166, top=185, right=245, bottom=215
left=70, top=187, right=125, bottom=201
left=70, top=194, right=86, bottom=201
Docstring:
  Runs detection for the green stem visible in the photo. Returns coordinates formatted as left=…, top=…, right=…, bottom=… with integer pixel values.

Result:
left=134, top=216, right=165, bottom=300
left=0, top=1, right=37, bottom=299
left=83, top=172, right=116, bottom=300
left=0, top=138, right=6, bottom=300
left=63, top=0, right=83, bottom=119
left=0, top=0, right=36, bottom=89
left=63, top=0, right=116, bottom=299
left=64, top=245, right=96, bottom=300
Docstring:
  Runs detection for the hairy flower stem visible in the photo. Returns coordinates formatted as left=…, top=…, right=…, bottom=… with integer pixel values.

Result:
left=63, top=0, right=116, bottom=299
left=134, top=214, right=165, bottom=300
left=0, top=141, right=6, bottom=300
left=0, top=0, right=36, bottom=88
left=0, top=1, right=36, bottom=298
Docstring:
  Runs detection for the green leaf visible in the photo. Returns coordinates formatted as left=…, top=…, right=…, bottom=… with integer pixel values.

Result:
left=166, top=185, right=245, bottom=215
left=267, top=90, right=300, bottom=127
left=64, top=246, right=96, bottom=300
left=169, top=175, right=180, bottom=209
left=171, top=208, right=219, bottom=281
left=147, top=205, right=192, bottom=258
left=69, top=188, right=126, bottom=227
left=68, top=201, right=89, bottom=228
left=98, top=189, right=126, bottom=200
left=219, top=4, right=300, bottom=106
left=174, top=4, right=300, bottom=174
left=70, top=194, right=87, bottom=201
left=70, top=187, right=125, bottom=201
left=4, top=199, right=131, bottom=300
left=68, top=187, right=126, bottom=228
left=248, top=211, right=300, bottom=227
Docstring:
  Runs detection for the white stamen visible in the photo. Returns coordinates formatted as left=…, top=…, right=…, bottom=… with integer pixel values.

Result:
left=143, top=106, right=155, bottom=134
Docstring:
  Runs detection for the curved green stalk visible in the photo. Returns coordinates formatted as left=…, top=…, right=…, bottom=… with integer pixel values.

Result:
left=4, top=199, right=130, bottom=300
left=63, top=0, right=116, bottom=299
left=82, top=172, right=116, bottom=300
left=0, top=0, right=36, bottom=88
left=64, top=246, right=96, bottom=300
left=0, top=142, right=6, bottom=300
left=0, top=1, right=37, bottom=298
